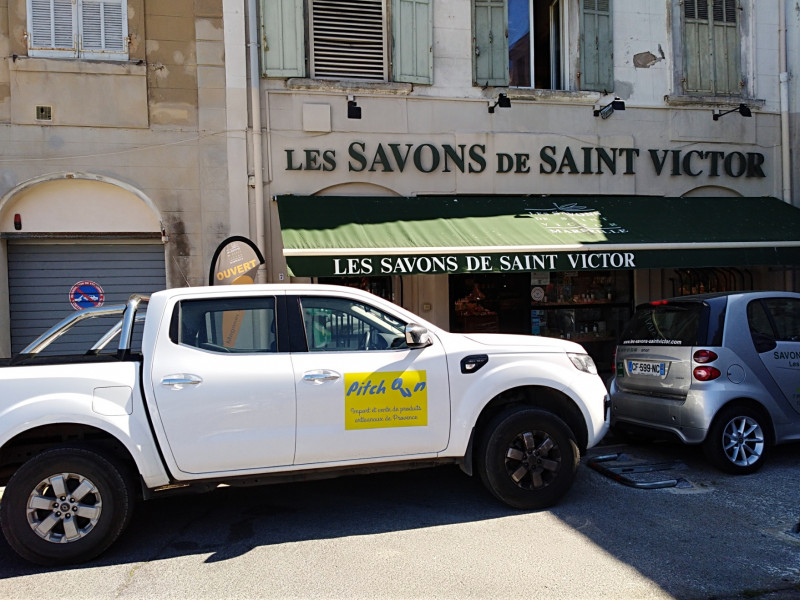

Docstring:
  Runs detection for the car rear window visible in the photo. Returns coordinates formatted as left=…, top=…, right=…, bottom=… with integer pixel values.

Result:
left=620, top=303, right=706, bottom=346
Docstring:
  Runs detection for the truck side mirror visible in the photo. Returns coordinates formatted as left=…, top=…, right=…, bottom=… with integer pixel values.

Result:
left=405, top=323, right=432, bottom=349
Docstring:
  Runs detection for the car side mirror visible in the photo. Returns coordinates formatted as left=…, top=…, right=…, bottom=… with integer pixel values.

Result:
left=405, top=323, right=432, bottom=349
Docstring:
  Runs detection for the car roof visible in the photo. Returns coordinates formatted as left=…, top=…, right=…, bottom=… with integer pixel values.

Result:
left=635, top=290, right=800, bottom=310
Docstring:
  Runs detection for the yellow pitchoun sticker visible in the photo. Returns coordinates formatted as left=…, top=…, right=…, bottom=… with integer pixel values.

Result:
left=344, top=371, right=428, bottom=430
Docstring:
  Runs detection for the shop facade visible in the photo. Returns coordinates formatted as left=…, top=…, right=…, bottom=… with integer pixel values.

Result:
left=256, top=0, right=799, bottom=375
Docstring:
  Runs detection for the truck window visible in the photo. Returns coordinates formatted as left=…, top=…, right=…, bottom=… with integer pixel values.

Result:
left=298, top=296, right=407, bottom=352
left=169, top=297, right=277, bottom=353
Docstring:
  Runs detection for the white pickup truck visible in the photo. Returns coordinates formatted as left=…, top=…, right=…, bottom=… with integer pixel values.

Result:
left=0, top=284, right=609, bottom=565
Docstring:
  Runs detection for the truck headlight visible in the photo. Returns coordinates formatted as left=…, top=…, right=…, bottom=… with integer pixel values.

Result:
left=568, top=353, right=598, bottom=375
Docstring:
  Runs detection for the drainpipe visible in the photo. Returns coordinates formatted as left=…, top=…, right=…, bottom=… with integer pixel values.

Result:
left=779, top=0, right=791, bottom=204
left=246, top=0, right=267, bottom=282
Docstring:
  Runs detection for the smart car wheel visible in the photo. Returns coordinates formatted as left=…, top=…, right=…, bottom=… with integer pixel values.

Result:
left=0, top=447, right=133, bottom=566
left=703, top=405, right=768, bottom=475
left=477, top=408, right=579, bottom=510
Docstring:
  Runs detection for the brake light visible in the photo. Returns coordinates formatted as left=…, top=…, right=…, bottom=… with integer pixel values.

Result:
left=693, top=349, right=718, bottom=364
left=650, top=300, right=669, bottom=305
left=611, top=348, right=617, bottom=375
left=693, top=366, right=721, bottom=381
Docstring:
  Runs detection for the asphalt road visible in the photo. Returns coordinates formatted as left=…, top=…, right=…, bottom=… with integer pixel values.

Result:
left=1, top=438, right=799, bottom=600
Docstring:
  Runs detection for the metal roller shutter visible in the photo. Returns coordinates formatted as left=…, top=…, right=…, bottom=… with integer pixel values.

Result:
left=8, top=243, right=166, bottom=355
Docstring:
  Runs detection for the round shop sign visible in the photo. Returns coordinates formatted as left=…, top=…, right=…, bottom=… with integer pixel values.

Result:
left=531, top=286, right=545, bottom=302
left=69, top=280, right=105, bottom=310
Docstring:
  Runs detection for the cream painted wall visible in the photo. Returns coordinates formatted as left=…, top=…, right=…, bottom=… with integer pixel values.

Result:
left=0, top=178, right=161, bottom=232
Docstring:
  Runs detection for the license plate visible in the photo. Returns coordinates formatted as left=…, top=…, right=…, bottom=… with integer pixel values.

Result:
left=627, top=360, right=666, bottom=377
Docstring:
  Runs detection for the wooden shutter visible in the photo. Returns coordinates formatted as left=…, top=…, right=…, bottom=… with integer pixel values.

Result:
left=29, top=0, right=76, bottom=54
left=392, top=0, right=432, bottom=84
left=309, top=0, right=387, bottom=81
left=80, top=0, right=126, bottom=58
left=711, top=0, right=739, bottom=94
left=261, top=0, right=306, bottom=77
left=580, top=0, right=613, bottom=92
left=683, top=0, right=739, bottom=95
left=473, top=0, right=508, bottom=87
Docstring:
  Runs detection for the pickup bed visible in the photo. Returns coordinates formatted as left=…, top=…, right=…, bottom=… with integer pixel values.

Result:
left=0, top=284, right=609, bottom=565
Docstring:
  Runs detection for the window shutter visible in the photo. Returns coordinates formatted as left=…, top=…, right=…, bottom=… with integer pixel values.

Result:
left=472, top=0, right=508, bottom=87
left=580, top=0, right=613, bottom=92
left=309, top=0, right=387, bottom=81
left=80, top=0, right=126, bottom=53
left=683, top=0, right=739, bottom=95
left=392, top=0, right=432, bottom=84
left=261, top=0, right=306, bottom=78
left=711, top=0, right=739, bottom=94
left=29, top=0, right=76, bottom=52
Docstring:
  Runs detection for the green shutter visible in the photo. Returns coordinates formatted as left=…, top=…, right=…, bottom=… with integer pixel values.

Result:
left=683, top=0, right=739, bottom=95
left=473, top=0, right=508, bottom=87
left=580, top=0, right=613, bottom=92
left=393, top=0, right=432, bottom=84
left=712, top=0, right=740, bottom=94
left=260, top=0, right=305, bottom=78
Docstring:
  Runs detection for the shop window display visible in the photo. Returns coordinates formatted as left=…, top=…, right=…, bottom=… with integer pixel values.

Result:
left=451, top=271, right=632, bottom=374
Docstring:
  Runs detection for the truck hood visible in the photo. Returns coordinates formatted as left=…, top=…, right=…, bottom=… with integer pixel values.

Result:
left=459, top=333, right=585, bottom=353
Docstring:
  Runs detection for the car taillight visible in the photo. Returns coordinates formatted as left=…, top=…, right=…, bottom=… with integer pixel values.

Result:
left=693, top=349, right=718, bottom=363
left=693, top=366, right=721, bottom=381
left=611, top=348, right=617, bottom=375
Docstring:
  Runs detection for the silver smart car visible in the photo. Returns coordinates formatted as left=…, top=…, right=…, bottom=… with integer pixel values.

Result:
left=610, top=291, right=800, bottom=474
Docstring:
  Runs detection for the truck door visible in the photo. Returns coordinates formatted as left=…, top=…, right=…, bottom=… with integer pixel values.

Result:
left=289, top=294, right=451, bottom=465
left=149, top=295, right=297, bottom=474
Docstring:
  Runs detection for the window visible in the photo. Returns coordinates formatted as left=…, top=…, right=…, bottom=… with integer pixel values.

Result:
left=27, top=0, right=128, bottom=60
left=260, top=0, right=432, bottom=84
left=473, top=0, right=612, bottom=91
left=170, top=297, right=278, bottom=353
left=299, top=297, right=407, bottom=352
left=681, top=0, right=741, bottom=95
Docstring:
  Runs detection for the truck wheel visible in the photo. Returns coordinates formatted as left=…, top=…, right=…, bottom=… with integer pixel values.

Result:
left=0, top=447, right=133, bottom=566
left=703, top=405, right=768, bottom=475
left=477, top=408, right=579, bottom=510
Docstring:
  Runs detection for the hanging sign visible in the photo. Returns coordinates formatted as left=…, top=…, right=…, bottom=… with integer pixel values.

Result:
left=208, top=236, right=266, bottom=349
left=208, top=236, right=265, bottom=286
left=69, top=280, right=105, bottom=310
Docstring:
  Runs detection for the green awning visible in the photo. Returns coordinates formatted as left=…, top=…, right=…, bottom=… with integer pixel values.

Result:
left=276, top=195, right=800, bottom=277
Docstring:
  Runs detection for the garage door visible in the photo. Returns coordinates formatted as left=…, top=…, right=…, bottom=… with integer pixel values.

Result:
left=8, top=243, right=166, bottom=355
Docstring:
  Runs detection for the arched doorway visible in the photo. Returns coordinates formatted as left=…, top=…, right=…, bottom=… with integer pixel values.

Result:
left=0, top=174, right=166, bottom=355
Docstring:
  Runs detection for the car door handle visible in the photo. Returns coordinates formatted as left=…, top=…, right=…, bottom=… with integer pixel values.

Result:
left=161, top=374, right=203, bottom=388
left=303, top=370, right=341, bottom=384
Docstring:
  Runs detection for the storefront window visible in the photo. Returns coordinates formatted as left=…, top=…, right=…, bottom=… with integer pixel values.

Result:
left=450, top=271, right=633, bottom=374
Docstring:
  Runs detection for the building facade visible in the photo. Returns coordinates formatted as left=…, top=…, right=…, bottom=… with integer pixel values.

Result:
left=261, top=0, right=800, bottom=373
left=0, top=0, right=798, bottom=373
left=0, top=0, right=257, bottom=356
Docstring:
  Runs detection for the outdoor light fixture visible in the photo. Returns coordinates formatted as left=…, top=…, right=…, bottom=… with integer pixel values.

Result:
left=712, top=103, right=752, bottom=121
left=488, top=93, right=511, bottom=113
left=347, top=95, right=361, bottom=119
left=593, top=98, right=626, bottom=119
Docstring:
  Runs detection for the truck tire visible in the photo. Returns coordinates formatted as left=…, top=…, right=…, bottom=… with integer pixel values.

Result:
left=477, top=408, right=579, bottom=510
left=703, top=404, right=768, bottom=475
left=0, top=447, right=133, bottom=566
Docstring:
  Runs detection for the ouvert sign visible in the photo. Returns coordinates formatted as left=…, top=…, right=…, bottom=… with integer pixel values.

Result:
left=284, top=141, right=767, bottom=179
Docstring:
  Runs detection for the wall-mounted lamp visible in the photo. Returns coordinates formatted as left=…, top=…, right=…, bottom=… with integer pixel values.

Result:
left=347, top=95, right=361, bottom=119
left=593, top=98, right=626, bottom=119
left=712, top=103, right=751, bottom=121
left=13, top=213, right=21, bottom=231
left=488, top=93, right=511, bottom=114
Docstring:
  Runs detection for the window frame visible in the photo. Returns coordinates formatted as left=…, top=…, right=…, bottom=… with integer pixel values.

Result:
left=474, top=0, right=588, bottom=91
left=673, top=0, right=749, bottom=98
left=27, top=0, right=129, bottom=61
left=260, top=0, right=432, bottom=84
